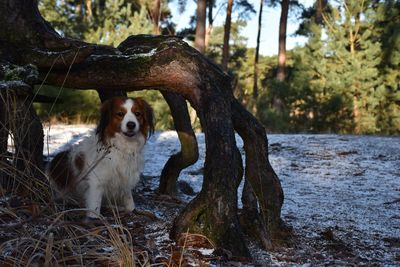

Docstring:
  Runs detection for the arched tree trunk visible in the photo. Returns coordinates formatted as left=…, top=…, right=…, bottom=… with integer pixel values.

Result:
left=0, top=0, right=286, bottom=257
left=158, top=91, right=199, bottom=195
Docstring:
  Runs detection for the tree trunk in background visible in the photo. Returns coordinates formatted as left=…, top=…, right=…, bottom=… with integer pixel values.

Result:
left=195, top=0, right=207, bottom=53
left=221, top=0, right=234, bottom=71
left=151, top=0, right=162, bottom=34
left=277, top=0, right=289, bottom=82
left=85, top=0, right=92, bottom=19
left=253, top=0, right=264, bottom=107
left=315, top=0, right=327, bottom=24
left=205, top=0, right=214, bottom=49
left=76, top=3, right=82, bottom=17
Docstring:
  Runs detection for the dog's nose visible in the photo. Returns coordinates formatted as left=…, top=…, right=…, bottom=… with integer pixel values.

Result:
left=127, top=121, right=136, bottom=130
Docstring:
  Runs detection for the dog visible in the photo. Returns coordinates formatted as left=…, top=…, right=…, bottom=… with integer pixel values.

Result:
left=47, top=97, right=154, bottom=218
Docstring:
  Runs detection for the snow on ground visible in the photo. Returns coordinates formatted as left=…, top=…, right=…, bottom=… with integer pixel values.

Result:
left=42, top=125, right=400, bottom=266
left=267, top=135, right=400, bottom=266
left=41, top=124, right=95, bottom=157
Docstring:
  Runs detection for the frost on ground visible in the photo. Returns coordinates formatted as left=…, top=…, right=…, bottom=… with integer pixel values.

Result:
left=144, top=131, right=400, bottom=266
left=3, top=125, right=400, bottom=266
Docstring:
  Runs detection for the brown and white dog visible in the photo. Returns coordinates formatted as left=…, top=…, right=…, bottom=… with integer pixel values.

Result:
left=47, top=97, right=154, bottom=218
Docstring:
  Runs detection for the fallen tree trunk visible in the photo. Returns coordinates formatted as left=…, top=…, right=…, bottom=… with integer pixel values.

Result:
left=0, top=0, right=287, bottom=257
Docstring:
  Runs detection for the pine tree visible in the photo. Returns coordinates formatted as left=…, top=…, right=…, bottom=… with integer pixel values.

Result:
left=326, top=1, right=385, bottom=133
left=39, top=0, right=167, bottom=46
left=84, top=1, right=154, bottom=46
left=373, top=0, right=400, bottom=134
left=290, top=0, right=389, bottom=133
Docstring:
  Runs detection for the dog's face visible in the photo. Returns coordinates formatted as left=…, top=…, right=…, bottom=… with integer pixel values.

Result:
left=96, top=97, right=154, bottom=144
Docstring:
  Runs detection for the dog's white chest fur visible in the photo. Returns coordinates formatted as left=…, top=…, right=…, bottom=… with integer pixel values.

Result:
left=63, top=133, right=145, bottom=218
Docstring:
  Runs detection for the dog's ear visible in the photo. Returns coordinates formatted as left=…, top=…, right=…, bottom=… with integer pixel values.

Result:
left=96, top=99, right=112, bottom=145
left=135, top=98, right=154, bottom=138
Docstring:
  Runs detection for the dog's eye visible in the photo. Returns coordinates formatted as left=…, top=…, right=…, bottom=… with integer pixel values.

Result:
left=116, top=112, right=125, bottom=117
left=134, top=112, right=141, bottom=117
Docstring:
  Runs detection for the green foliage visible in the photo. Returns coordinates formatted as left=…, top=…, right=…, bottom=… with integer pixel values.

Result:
left=34, top=85, right=101, bottom=123
left=256, top=84, right=291, bottom=132
left=255, top=0, right=399, bottom=134
left=373, top=0, right=400, bottom=134
left=207, top=20, right=248, bottom=63
left=84, top=3, right=154, bottom=46
left=38, top=0, right=155, bottom=42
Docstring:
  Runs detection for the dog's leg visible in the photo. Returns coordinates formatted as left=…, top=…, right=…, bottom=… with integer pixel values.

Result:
left=85, top=184, right=104, bottom=218
left=123, top=192, right=135, bottom=212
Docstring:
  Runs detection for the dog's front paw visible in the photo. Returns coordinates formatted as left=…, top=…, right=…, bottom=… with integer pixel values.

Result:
left=123, top=194, right=135, bottom=212
left=86, top=209, right=102, bottom=219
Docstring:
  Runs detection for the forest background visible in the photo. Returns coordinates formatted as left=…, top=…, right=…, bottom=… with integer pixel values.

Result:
left=35, top=0, right=400, bottom=134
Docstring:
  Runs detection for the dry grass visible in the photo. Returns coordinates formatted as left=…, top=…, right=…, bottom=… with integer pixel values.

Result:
left=0, top=157, right=218, bottom=266
left=0, top=163, right=153, bottom=267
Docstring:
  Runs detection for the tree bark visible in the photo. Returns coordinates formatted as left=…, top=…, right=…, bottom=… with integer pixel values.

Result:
left=231, top=98, right=288, bottom=245
left=315, top=0, right=327, bottom=25
left=0, top=0, right=286, bottom=256
left=222, top=0, right=234, bottom=71
left=277, top=0, right=289, bottom=82
left=240, top=179, right=272, bottom=249
left=195, top=0, right=207, bottom=54
left=158, top=91, right=199, bottom=195
left=171, top=91, right=249, bottom=256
